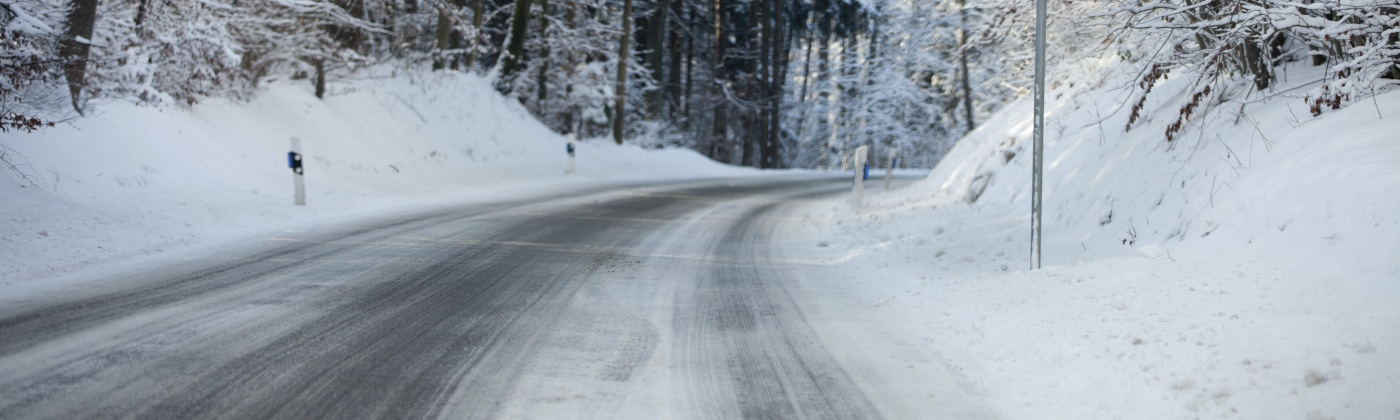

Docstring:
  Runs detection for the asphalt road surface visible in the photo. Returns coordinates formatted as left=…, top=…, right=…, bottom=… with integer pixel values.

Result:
left=0, top=175, right=992, bottom=419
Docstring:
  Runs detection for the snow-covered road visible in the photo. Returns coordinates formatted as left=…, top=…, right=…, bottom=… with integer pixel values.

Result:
left=0, top=175, right=992, bottom=419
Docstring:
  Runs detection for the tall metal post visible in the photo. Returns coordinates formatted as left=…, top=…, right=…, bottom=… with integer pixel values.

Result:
left=1031, top=0, right=1047, bottom=269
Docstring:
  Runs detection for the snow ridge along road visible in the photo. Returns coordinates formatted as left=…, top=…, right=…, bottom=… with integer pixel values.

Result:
left=0, top=175, right=991, bottom=419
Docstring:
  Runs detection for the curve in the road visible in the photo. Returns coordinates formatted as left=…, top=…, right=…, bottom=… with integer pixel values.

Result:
left=0, top=176, right=889, bottom=419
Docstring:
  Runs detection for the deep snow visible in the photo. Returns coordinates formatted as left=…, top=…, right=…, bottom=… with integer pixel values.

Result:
left=3, top=54, right=1397, bottom=419
left=794, top=56, right=1400, bottom=418
left=0, top=68, right=751, bottom=285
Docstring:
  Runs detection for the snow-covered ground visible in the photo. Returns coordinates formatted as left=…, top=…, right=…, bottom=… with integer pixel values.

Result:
left=4, top=54, right=1397, bottom=419
left=793, top=57, right=1400, bottom=418
left=0, top=68, right=750, bottom=285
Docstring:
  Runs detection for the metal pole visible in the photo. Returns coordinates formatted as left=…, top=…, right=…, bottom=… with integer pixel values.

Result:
left=1031, top=0, right=1047, bottom=269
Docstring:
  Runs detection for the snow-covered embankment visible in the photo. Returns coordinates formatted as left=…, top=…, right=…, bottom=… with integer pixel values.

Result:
left=1, top=70, right=744, bottom=283
left=796, top=57, right=1400, bottom=418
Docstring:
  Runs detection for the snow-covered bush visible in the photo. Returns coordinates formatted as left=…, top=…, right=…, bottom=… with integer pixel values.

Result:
left=86, top=0, right=379, bottom=105
left=2, top=0, right=378, bottom=112
left=1103, top=0, right=1399, bottom=134
left=959, top=0, right=1397, bottom=144
left=964, top=0, right=1105, bottom=99
left=1, top=1, right=65, bottom=132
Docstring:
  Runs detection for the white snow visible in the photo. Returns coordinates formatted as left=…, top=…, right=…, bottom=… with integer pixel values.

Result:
left=1, top=3, right=56, bottom=35
left=792, top=56, right=1400, bottom=418
left=3, top=45, right=1398, bottom=419
left=0, top=68, right=751, bottom=286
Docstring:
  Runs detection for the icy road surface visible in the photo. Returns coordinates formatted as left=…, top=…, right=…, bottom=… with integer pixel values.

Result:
left=0, top=175, right=993, bottom=419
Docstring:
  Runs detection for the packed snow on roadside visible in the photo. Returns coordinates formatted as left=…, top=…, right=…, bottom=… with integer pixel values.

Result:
left=793, top=56, right=1400, bottom=419
left=0, top=68, right=750, bottom=285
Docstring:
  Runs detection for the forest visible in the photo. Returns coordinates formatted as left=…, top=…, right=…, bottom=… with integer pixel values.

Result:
left=2, top=0, right=1397, bottom=169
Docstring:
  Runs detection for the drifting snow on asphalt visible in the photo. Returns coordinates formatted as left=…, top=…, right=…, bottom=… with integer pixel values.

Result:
left=0, top=175, right=992, bottom=419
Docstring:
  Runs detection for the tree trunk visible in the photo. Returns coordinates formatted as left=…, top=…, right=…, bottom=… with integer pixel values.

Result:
left=1243, top=36, right=1271, bottom=91
left=767, top=0, right=784, bottom=169
left=683, top=8, right=695, bottom=123
left=757, top=0, right=772, bottom=168
left=434, top=5, right=452, bottom=70
left=342, top=0, right=367, bottom=49
left=711, top=0, right=729, bottom=162
left=135, top=0, right=150, bottom=28
left=314, top=59, right=327, bottom=99
left=501, top=0, right=536, bottom=80
left=741, top=111, right=755, bottom=167
left=712, top=103, right=729, bottom=161
left=644, top=0, right=671, bottom=118
left=851, top=30, right=872, bottom=152
left=60, top=0, right=99, bottom=114
left=793, top=35, right=812, bottom=143
left=835, top=35, right=856, bottom=154
left=797, top=36, right=812, bottom=105
left=613, top=0, right=633, bottom=144
left=450, top=27, right=463, bottom=70
left=537, top=0, right=551, bottom=103
left=818, top=30, right=833, bottom=166
left=666, top=0, right=684, bottom=119
left=466, top=0, right=485, bottom=70
left=737, top=0, right=755, bottom=167
left=867, top=11, right=879, bottom=61
left=561, top=4, right=577, bottom=134
left=958, top=0, right=975, bottom=132
left=731, top=1, right=755, bottom=166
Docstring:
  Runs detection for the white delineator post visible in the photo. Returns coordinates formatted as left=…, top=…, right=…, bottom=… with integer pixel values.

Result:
left=290, top=137, right=305, bottom=206
left=885, top=147, right=897, bottom=190
left=566, top=134, right=577, bottom=175
left=852, top=145, right=868, bottom=207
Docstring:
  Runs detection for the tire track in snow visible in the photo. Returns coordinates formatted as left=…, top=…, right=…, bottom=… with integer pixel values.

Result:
left=673, top=187, right=881, bottom=419
left=0, top=176, right=884, bottom=419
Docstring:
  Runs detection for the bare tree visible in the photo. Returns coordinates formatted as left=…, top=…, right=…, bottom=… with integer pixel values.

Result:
left=59, top=0, right=98, bottom=114
left=501, top=0, right=535, bottom=80
left=614, top=0, right=634, bottom=144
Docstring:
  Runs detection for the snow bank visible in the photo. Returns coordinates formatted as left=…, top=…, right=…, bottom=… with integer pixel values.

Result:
left=0, top=69, right=749, bottom=284
left=797, top=56, right=1400, bottom=418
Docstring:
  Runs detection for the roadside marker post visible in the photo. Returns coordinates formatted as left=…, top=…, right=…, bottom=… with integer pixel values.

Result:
left=289, top=137, right=305, bottom=206
left=852, top=145, right=868, bottom=207
left=566, top=134, right=576, bottom=175
left=885, top=148, right=898, bottom=190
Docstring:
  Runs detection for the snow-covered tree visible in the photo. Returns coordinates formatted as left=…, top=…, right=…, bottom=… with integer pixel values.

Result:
left=1, top=1, right=66, bottom=132
left=1103, top=0, right=1399, bottom=139
left=780, top=0, right=1018, bottom=169
left=7, top=0, right=1394, bottom=168
left=1, top=0, right=382, bottom=110
left=498, top=0, right=654, bottom=140
left=88, top=0, right=380, bottom=105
